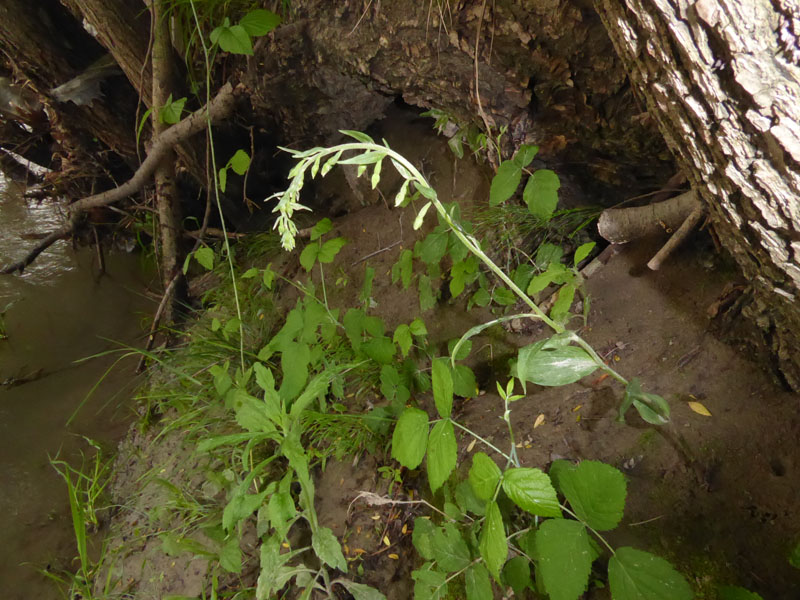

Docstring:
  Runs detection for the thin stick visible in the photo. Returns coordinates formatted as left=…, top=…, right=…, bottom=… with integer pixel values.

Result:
left=647, top=205, right=705, bottom=270
left=136, top=271, right=181, bottom=373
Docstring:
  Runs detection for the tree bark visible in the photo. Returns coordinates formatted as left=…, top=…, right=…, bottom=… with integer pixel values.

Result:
left=150, top=0, right=185, bottom=321
left=594, top=0, right=800, bottom=390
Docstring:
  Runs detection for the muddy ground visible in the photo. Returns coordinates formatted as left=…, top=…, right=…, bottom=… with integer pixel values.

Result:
left=98, top=108, right=800, bottom=599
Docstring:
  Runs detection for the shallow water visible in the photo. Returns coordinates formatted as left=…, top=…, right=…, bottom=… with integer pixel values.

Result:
left=0, top=177, right=154, bottom=599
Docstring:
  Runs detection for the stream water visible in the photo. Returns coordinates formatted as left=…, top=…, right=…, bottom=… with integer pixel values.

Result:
left=0, top=176, right=154, bottom=599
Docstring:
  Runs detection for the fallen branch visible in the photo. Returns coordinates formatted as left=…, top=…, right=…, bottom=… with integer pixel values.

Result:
left=1, top=83, right=241, bottom=275
left=597, top=190, right=699, bottom=244
left=647, top=205, right=706, bottom=270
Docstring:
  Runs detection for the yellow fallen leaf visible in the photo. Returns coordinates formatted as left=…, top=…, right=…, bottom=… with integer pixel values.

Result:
left=534, top=413, right=545, bottom=429
left=402, top=524, right=408, bottom=535
left=688, top=401, right=712, bottom=416
left=466, top=438, right=477, bottom=452
left=383, top=535, right=391, bottom=546
left=389, top=553, right=399, bottom=560
left=572, top=404, right=582, bottom=412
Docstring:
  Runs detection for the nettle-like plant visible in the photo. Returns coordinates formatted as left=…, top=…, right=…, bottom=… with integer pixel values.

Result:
left=267, top=133, right=693, bottom=598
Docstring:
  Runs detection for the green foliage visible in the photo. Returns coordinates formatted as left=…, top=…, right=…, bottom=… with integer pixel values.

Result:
left=210, top=9, right=280, bottom=55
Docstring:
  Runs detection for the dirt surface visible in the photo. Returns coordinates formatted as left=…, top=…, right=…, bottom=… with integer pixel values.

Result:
left=98, top=109, right=800, bottom=599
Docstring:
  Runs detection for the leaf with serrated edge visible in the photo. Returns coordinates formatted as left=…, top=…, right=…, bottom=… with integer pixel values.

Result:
left=553, top=460, right=626, bottom=531
left=427, top=419, right=457, bottom=492
left=608, top=547, right=692, bottom=600
left=432, top=358, right=454, bottom=418
left=391, top=408, right=429, bottom=469
left=469, top=452, right=501, bottom=501
left=502, top=468, right=561, bottom=517
left=465, top=562, right=493, bottom=600
left=536, top=519, right=593, bottom=600
left=312, top=526, right=347, bottom=571
left=480, top=501, right=507, bottom=581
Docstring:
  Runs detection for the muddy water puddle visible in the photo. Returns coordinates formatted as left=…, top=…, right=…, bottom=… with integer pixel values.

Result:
left=0, top=177, right=154, bottom=599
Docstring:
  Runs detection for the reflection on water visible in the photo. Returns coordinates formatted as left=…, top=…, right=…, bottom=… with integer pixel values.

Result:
left=0, top=177, right=154, bottom=600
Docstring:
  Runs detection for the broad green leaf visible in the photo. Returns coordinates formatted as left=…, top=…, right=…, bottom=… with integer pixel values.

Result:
left=493, top=287, right=516, bottom=306
left=465, top=562, right=493, bottom=600
left=340, top=130, right=374, bottom=143
left=608, top=547, right=692, bottom=600
left=312, top=526, right=347, bottom=571
left=574, top=242, right=596, bottom=266
left=790, top=539, right=800, bottom=569
left=480, top=501, right=507, bottom=581
left=512, top=144, right=539, bottom=168
left=418, top=274, right=436, bottom=312
left=219, top=535, right=242, bottom=573
left=502, top=556, right=532, bottom=597
left=360, top=265, right=375, bottom=304
left=527, top=262, right=571, bottom=295
left=213, top=23, right=253, bottom=55
left=412, top=565, right=448, bottom=599
left=489, top=160, right=522, bottom=206
left=417, top=231, right=449, bottom=265
left=279, top=342, right=310, bottom=401
left=230, top=390, right=276, bottom=433
left=194, top=247, right=215, bottom=270
left=229, top=149, right=251, bottom=174
left=343, top=308, right=366, bottom=351
left=448, top=338, right=472, bottom=361
left=392, top=248, right=413, bottom=289
left=536, top=242, right=564, bottom=269
left=391, top=408, right=429, bottom=469
left=469, top=286, right=491, bottom=308
left=335, top=580, right=387, bottom=600
left=393, top=324, right=413, bottom=357
left=432, top=358, right=454, bottom=418
left=427, top=419, right=457, bottom=492
left=455, top=479, right=486, bottom=516
left=552, top=460, right=626, bottom=531
left=409, top=317, right=427, bottom=336
left=361, top=336, right=396, bottom=364
left=239, top=9, right=281, bottom=36
left=268, top=491, right=296, bottom=539
left=318, top=237, right=347, bottom=263
left=501, top=467, right=561, bottom=517
left=160, top=94, right=186, bottom=125
left=452, top=364, right=477, bottom=398
left=718, top=586, right=764, bottom=600
left=514, top=341, right=598, bottom=387
left=524, top=169, right=560, bottom=220
left=299, top=243, right=319, bottom=271
left=223, top=490, right=268, bottom=533
left=469, top=452, right=501, bottom=501
left=310, top=217, right=333, bottom=241
left=412, top=517, right=436, bottom=560
left=431, top=522, right=471, bottom=571
left=535, top=519, right=592, bottom=600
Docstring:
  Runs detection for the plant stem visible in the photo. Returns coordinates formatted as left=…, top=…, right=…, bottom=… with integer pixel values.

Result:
left=561, top=504, right=616, bottom=555
left=451, top=420, right=511, bottom=462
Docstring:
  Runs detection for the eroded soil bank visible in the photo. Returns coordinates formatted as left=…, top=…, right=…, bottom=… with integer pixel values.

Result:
left=95, top=110, right=800, bottom=599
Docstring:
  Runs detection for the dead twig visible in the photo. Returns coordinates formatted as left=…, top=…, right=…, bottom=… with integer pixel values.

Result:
left=647, top=205, right=705, bottom=270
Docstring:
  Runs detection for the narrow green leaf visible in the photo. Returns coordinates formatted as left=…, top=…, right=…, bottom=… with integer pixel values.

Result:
left=465, top=562, right=493, bottom=600
left=268, top=491, right=296, bottom=539
left=413, top=201, right=432, bottom=229
left=608, top=547, right=692, bottom=600
left=338, top=150, right=386, bottom=165
left=535, top=519, right=593, bottom=600
left=335, top=580, right=387, bottom=600
left=574, top=241, right=596, bottom=266
left=489, top=160, right=522, bottom=205
left=427, top=419, right=457, bottom=492
left=501, top=468, right=561, bottom=518
left=418, top=273, right=436, bottom=312
left=340, top=130, right=374, bottom=143
left=551, top=460, right=626, bottom=531
left=469, top=452, right=501, bottom=501
left=279, top=342, right=310, bottom=401
left=718, top=586, right=764, bottom=600
left=391, top=408, right=429, bottom=469
left=550, top=283, right=576, bottom=324
left=432, top=358, right=454, bottom=418
left=620, top=378, right=671, bottom=424
left=480, top=501, right=507, bottom=581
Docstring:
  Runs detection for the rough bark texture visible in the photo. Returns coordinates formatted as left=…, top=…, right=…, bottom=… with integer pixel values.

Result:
left=245, top=0, right=675, bottom=198
left=594, top=0, right=800, bottom=390
left=0, top=0, right=136, bottom=160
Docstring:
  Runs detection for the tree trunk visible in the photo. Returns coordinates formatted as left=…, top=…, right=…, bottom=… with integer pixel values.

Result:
left=594, top=0, right=800, bottom=390
left=150, top=0, right=185, bottom=322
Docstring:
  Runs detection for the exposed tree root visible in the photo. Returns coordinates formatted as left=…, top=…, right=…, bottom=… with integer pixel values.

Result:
left=597, top=190, right=700, bottom=244
left=1, top=83, right=240, bottom=275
